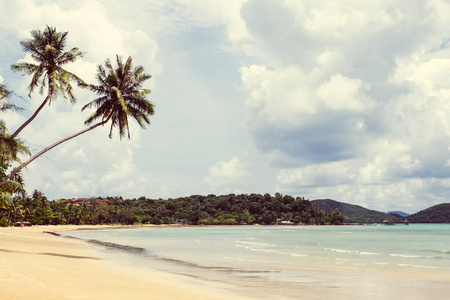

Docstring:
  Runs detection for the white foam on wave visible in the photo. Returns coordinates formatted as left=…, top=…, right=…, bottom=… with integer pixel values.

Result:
left=360, top=251, right=381, bottom=256
left=325, top=248, right=357, bottom=254
left=389, top=254, right=434, bottom=259
left=235, top=241, right=278, bottom=247
left=398, top=263, right=447, bottom=270
left=290, top=253, right=308, bottom=257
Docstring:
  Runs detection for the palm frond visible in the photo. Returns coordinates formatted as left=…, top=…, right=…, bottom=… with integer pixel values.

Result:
left=13, top=26, right=84, bottom=102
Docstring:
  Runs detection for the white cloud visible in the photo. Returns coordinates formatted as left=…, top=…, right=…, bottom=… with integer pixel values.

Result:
left=317, top=74, right=374, bottom=112
left=173, top=0, right=250, bottom=42
left=241, top=65, right=317, bottom=126
left=204, top=157, right=248, bottom=192
left=277, top=160, right=356, bottom=188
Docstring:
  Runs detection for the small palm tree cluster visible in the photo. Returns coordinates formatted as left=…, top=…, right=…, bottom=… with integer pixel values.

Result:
left=0, top=25, right=155, bottom=207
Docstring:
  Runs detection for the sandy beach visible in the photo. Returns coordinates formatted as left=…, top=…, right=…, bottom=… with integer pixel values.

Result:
left=0, top=225, right=251, bottom=300
left=2, top=225, right=450, bottom=300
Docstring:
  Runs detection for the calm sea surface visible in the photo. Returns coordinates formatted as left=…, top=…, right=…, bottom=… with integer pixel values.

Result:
left=62, top=224, right=450, bottom=299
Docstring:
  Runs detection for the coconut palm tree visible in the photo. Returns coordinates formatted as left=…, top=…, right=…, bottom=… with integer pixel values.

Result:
left=0, top=95, right=29, bottom=217
left=3, top=55, right=154, bottom=183
left=0, top=123, right=29, bottom=212
left=81, top=55, right=153, bottom=139
left=0, top=84, right=30, bottom=170
left=10, top=25, right=84, bottom=138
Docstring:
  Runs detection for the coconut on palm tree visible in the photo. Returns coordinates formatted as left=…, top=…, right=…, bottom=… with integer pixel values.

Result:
left=10, top=25, right=84, bottom=138
left=3, top=55, right=154, bottom=182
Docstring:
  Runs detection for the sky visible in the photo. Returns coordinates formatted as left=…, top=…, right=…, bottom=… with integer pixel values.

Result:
left=1, top=0, right=450, bottom=213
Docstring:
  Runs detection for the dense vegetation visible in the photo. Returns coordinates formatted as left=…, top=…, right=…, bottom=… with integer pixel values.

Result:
left=0, top=192, right=346, bottom=226
left=406, top=203, right=450, bottom=223
left=3, top=192, right=450, bottom=227
left=311, top=199, right=402, bottom=223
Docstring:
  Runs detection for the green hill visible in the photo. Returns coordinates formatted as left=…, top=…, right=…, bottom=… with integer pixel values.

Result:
left=406, top=203, right=450, bottom=223
left=311, top=199, right=401, bottom=223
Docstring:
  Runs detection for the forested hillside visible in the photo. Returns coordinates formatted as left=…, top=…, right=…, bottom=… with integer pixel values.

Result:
left=311, top=199, right=401, bottom=223
left=406, top=203, right=450, bottom=223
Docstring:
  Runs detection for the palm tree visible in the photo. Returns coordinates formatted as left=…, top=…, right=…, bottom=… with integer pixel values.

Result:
left=0, top=85, right=30, bottom=172
left=2, top=55, right=154, bottom=183
left=0, top=83, right=12, bottom=101
left=0, top=122, right=29, bottom=212
left=82, top=55, right=153, bottom=139
left=10, top=25, right=84, bottom=138
left=0, top=85, right=30, bottom=212
left=0, top=83, right=21, bottom=113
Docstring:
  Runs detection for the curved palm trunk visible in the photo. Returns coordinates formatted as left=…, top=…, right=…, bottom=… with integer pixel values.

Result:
left=12, top=86, right=54, bottom=138
left=3, top=119, right=108, bottom=184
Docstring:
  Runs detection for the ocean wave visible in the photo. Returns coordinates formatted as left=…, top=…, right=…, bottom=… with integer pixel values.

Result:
left=398, top=264, right=450, bottom=270
left=325, top=248, right=382, bottom=256
left=237, top=244, right=306, bottom=258
left=325, top=248, right=357, bottom=254
left=360, top=251, right=382, bottom=256
left=389, top=254, right=434, bottom=259
left=290, top=253, right=308, bottom=257
left=235, top=241, right=278, bottom=247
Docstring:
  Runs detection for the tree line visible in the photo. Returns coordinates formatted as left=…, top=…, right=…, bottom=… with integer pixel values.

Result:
left=0, top=192, right=345, bottom=227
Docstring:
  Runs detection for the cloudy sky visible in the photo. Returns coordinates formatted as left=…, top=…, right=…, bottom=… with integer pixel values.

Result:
left=1, top=0, right=450, bottom=213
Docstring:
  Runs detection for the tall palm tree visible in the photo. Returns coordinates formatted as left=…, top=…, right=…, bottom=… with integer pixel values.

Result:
left=3, top=55, right=154, bottom=183
left=10, top=25, right=84, bottom=138
left=82, top=55, right=153, bottom=139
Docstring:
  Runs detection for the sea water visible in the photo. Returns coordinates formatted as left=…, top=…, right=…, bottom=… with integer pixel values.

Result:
left=61, top=224, right=450, bottom=299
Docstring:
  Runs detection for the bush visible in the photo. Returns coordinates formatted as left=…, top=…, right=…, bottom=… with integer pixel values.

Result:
left=0, top=216, right=10, bottom=227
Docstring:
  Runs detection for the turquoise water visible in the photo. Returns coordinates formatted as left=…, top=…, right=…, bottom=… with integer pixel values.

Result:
left=62, top=225, right=450, bottom=299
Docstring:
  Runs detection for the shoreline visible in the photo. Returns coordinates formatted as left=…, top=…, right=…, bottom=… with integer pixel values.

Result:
left=0, top=225, right=253, bottom=300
